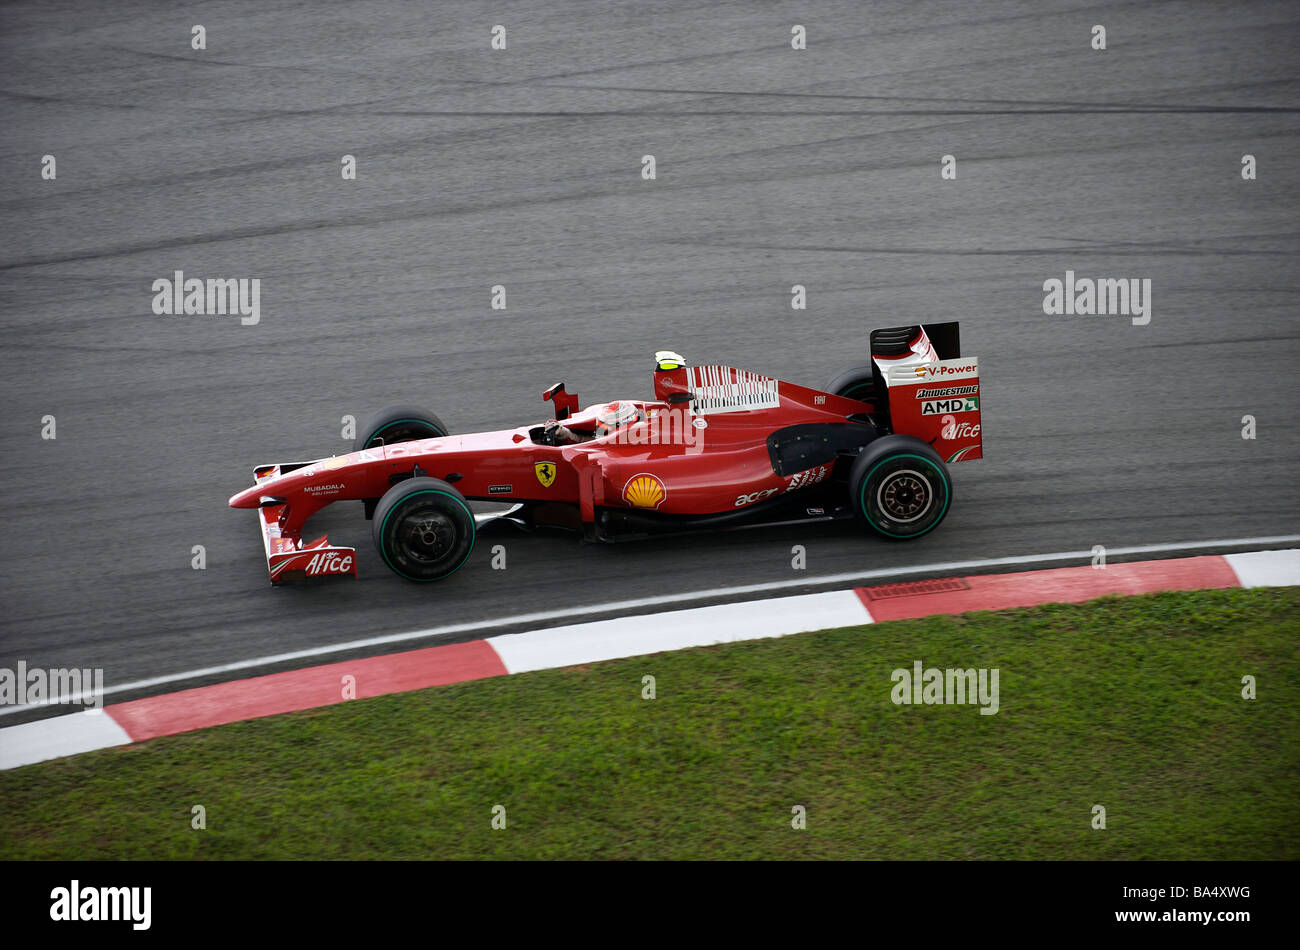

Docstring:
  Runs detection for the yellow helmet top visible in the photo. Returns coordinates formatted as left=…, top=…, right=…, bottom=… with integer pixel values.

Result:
left=655, top=350, right=687, bottom=371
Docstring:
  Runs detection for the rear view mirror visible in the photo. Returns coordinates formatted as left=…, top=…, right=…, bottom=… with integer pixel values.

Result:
left=543, top=382, right=579, bottom=420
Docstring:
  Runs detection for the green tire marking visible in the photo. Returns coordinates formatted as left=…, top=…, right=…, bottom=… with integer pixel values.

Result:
left=378, top=488, right=475, bottom=581
left=859, top=452, right=951, bottom=539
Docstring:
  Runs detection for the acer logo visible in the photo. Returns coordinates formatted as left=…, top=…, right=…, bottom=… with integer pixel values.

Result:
left=305, top=551, right=354, bottom=576
left=735, top=487, right=780, bottom=507
left=940, top=414, right=981, bottom=441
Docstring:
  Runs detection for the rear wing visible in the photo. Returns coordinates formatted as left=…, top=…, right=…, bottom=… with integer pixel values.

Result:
left=872, top=322, right=983, bottom=463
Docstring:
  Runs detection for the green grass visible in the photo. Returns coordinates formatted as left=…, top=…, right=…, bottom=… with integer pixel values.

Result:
left=2, top=587, right=1297, bottom=860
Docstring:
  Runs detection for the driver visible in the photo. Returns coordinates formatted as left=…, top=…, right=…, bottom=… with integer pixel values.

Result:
left=543, top=400, right=644, bottom=445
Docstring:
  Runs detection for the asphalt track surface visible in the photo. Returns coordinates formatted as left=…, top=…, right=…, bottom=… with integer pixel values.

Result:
left=2, top=1, right=1298, bottom=720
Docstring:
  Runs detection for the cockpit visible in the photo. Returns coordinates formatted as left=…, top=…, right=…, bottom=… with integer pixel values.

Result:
left=533, top=399, right=646, bottom=446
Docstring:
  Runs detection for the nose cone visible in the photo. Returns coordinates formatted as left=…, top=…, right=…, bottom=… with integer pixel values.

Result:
left=229, top=484, right=266, bottom=509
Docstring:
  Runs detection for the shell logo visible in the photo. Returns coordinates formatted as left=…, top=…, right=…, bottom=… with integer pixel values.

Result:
left=623, top=473, right=666, bottom=509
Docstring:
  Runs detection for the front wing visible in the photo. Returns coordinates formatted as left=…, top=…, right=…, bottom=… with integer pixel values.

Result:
left=247, top=464, right=358, bottom=583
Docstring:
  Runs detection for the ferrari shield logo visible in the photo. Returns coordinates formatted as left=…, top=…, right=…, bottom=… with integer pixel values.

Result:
left=534, top=461, right=557, bottom=488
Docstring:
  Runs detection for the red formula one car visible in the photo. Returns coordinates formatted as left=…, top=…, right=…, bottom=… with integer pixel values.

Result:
left=229, top=322, right=983, bottom=583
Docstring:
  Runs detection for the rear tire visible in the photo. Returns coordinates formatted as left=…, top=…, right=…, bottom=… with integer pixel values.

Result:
left=372, top=477, right=475, bottom=581
left=825, top=364, right=878, bottom=404
left=354, top=405, right=449, bottom=451
left=849, top=435, right=951, bottom=539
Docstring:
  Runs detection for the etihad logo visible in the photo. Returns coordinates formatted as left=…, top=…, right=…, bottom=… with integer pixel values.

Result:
left=623, top=473, right=666, bottom=509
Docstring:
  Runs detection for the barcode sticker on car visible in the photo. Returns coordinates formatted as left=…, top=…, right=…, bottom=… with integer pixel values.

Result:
left=688, top=365, right=780, bottom=414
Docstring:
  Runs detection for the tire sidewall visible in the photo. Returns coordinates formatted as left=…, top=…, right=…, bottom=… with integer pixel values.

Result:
left=373, top=478, right=475, bottom=581
left=851, top=438, right=951, bottom=539
left=825, top=364, right=878, bottom=402
left=355, top=405, right=448, bottom=451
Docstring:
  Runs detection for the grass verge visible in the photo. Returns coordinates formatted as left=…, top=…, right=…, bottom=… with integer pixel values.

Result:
left=2, top=587, right=1297, bottom=859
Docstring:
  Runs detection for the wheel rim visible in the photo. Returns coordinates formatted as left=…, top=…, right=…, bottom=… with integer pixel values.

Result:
left=393, top=504, right=459, bottom=564
left=876, top=468, right=933, bottom=523
left=378, top=488, right=476, bottom=581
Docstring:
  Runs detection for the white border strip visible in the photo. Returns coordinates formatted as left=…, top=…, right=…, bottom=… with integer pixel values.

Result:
left=489, top=589, right=872, bottom=674
left=1225, top=550, right=1300, bottom=588
left=0, top=709, right=131, bottom=770
left=2, top=534, right=1298, bottom=716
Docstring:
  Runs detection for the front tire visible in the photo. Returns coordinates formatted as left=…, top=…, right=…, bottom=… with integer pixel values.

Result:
left=849, top=435, right=951, bottom=539
left=372, top=477, right=475, bottom=581
left=354, top=405, right=449, bottom=452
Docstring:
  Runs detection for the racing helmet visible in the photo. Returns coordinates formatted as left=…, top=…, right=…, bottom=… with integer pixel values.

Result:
left=594, top=400, right=644, bottom=437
